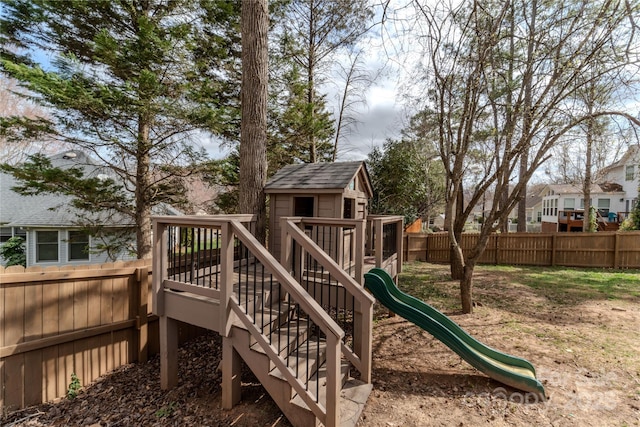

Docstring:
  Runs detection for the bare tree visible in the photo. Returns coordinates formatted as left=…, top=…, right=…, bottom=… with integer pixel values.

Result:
left=240, top=0, right=269, bottom=243
left=280, top=0, right=373, bottom=162
left=393, top=0, right=640, bottom=313
left=0, top=77, right=65, bottom=164
left=332, top=50, right=373, bottom=161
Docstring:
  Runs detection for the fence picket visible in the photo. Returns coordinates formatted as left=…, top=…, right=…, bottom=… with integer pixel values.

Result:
left=404, top=231, right=640, bottom=268
left=0, top=260, right=203, bottom=412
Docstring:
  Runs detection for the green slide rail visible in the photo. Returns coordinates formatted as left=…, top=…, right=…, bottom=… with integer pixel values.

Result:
left=364, top=268, right=545, bottom=398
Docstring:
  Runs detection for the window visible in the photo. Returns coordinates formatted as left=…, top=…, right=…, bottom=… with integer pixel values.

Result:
left=36, top=231, right=59, bottom=262
left=1, top=227, right=26, bottom=243
left=0, top=227, right=12, bottom=244
left=293, top=197, right=314, bottom=217
left=68, top=231, right=90, bottom=261
left=343, top=198, right=355, bottom=219
left=597, top=198, right=611, bottom=216
left=564, top=198, right=575, bottom=210
left=625, top=165, right=635, bottom=181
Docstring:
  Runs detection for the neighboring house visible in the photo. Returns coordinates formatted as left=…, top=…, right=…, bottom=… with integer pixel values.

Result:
left=0, top=150, right=181, bottom=267
left=539, top=183, right=626, bottom=232
left=598, top=144, right=639, bottom=213
left=538, top=145, right=639, bottom=232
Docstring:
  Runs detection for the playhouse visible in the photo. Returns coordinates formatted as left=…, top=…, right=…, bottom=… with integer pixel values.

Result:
left=152, top=161, right=403, bottom=427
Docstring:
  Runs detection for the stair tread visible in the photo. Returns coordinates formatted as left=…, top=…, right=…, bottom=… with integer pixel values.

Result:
left=290, top=359, right=351, bottom=410
left=269, top=338, right=327, bottom=382
left=291, top=375, right=372, bottom=427
left=251, top=303, right=294, bottom=328
left=250, top=317, right=310, bottom=357
left=337, top=380, right=373, bottom=427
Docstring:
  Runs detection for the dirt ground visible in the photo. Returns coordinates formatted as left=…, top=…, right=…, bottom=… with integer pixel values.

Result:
left=3, top=263, right=639, bottom=426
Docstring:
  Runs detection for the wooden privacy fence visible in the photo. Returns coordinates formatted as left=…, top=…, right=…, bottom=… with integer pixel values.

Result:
left=0, top=260, right=202, bottom=413
left=404, top=231, right=640, bottom=268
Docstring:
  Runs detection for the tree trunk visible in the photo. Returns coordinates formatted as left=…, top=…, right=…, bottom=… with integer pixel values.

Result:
left=450, top=183, right=465, bottom=280
left=583, top=86, right=595, bottom=232
left=136, top=118, right=152, bottom=259
left=460, top=262, right=475, bottom=314
left=240, top=0, right=269, bottom=243
left=307, top=0, right=316, bottom=163
left=517, top=0, right=537, bottom=233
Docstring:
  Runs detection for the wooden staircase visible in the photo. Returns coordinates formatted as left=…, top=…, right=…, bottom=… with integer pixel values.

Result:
left=153, top=215, right=386, bottom=427
left=231, top=303, right=372, bottom=427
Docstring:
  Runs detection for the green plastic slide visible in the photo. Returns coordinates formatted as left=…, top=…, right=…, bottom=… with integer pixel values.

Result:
left=364, top=268, right=545, bottom=398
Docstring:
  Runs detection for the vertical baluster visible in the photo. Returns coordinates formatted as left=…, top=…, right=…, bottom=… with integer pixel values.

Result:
left=252, top=257, right=256, bottom=320
left=237, top=237, right=242, bottom=307
left=245, top=242, right=249, bottom=314
left=295, top=303, right=300, bottom=379
left=286, top=293, right=291, bottom=364
left=215, top=228, right=220, bottom=290
left=316, top=329, right=321, bottom=402
left=168, top=226, right=173, bottom=278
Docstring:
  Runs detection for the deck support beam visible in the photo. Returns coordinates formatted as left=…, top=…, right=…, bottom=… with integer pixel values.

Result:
left=221, top=336, right=242, bottom=409
left=159, top=315, right=178, bottom=389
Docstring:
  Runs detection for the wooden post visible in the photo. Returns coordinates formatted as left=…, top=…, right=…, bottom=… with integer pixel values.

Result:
left=374, top=218, right=383, bottom=268
left=353, top=219, right=371, bottom=382
left=324, top=333, right=341, bottom=427
left=354, top=220, right=365, bottom=286
left=396, top=218, right=403, bottom=274
left=551, top=233, right=557, bottom=267
left=152, top=220, right=167, bottom=316
left=614, top=232, right=620, bottom=269
left=137, top=267, right=149, bottom=363
left=159, top=315, right=178, bottom=389
left=220, top=221, right=235, bottom=337
left=221, top=336, right=242, bottom=409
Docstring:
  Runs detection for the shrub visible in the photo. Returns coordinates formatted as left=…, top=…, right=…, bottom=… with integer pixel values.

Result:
left=0, top=236, right=26, bottom=267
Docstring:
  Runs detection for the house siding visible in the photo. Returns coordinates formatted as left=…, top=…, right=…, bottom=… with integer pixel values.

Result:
left=25, top=228, right=136, bottom=268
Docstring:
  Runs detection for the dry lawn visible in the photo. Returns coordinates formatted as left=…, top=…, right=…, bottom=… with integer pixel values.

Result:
left=3, top=262, right=639, bottom=426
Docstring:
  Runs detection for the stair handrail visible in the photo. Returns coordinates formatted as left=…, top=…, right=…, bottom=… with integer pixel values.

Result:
left=282, top=217, right=374, bottom=382
left=228, top=220, right=343, bottom=426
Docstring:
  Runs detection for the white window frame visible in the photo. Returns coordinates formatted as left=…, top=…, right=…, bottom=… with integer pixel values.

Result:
left=564, top=198, right=575, bottom=210
left=68, top=230, right=91, bottom=262
left=625, top=165, right=635, bottom=181
left=36, top=230, right=59, bottom=263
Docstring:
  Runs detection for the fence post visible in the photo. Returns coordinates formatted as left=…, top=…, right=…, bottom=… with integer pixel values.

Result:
left=551, top=233, right=557, bottom=267
left=614, top=232, right=620, bottom=269
left=405, top=234, right=409, bottom=263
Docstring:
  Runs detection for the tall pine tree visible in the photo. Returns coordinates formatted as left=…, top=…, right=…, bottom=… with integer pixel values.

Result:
left=0, top=0, right=240, bottom=259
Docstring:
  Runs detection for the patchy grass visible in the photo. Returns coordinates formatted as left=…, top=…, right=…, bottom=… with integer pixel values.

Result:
left=398, top=262, right=640, bottom=309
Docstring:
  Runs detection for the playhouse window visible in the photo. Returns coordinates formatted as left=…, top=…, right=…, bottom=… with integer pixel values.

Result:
left=294, top=196, right=314, bottom=217
left=343, top=198, right=355, bottom=219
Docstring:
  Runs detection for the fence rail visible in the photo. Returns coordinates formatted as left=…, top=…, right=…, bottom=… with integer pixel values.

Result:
left=0, top=260, right=202, bottom=412
left=404, top=231, right=640, bottom=268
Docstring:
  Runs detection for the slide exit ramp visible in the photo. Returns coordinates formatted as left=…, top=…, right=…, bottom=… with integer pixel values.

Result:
left=364, top=268, right=545, bottom=398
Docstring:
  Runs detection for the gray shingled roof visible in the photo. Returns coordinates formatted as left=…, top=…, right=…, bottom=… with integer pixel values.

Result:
left=1, top=150, right=180, bottom=228
left=265, top=161, right=365, bottom=190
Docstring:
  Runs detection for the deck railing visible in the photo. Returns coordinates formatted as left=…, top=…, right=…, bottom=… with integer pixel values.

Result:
left=366, top=215, right=404, bottom=278
left=281, top=217, right=375, bottom=382
left=153, top=215, right=362, bottom=427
